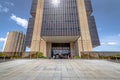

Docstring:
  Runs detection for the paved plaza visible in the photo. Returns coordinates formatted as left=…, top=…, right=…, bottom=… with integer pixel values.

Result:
left=0, top=59, right=120, bottom=80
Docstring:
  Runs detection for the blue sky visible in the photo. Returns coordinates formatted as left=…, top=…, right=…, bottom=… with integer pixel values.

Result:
left=0, top=0, right=120, bottom=51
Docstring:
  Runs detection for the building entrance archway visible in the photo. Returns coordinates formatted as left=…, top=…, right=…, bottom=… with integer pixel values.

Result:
left=52, top=43, right=71, bottom=59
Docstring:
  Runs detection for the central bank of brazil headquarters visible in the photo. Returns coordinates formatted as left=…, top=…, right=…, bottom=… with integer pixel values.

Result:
left=26, top=0, right=100, bottom=58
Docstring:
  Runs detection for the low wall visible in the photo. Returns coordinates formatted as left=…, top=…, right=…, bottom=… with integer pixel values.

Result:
left=81, top=51, right=120, bottom=59
left=0, top=51, right=120, bottom=59
left=81, top=51, right=120, bottom=56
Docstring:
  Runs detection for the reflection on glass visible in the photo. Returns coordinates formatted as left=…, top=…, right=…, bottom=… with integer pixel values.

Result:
left=52, top=0, right=60, bottom=6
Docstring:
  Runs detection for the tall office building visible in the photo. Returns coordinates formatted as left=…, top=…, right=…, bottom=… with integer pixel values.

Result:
left=4, top=31, right=26, bottom=53
left=26, top=0, right=100, bottom=57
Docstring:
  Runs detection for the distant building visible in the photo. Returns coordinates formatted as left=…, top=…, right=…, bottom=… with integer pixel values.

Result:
left=4, top=31, right=26, bottom=53
left=26, top=0, right=100, bottom=58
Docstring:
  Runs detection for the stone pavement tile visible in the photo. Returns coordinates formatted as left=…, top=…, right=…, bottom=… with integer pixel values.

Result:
left=53, top=72, right=61, bottom=77
left=35, top=77, right=53, bottom=80
left=62, top=78, right=80, bottom=80
left=62, top=72, right=77, bottom=78
left=62, top=78, right=70, bottom=80
left=52, top=77, right=61, bottom=80
left=0, top=59, right=120, bottom=80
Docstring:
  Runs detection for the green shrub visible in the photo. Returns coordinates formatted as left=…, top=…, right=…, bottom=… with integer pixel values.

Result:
left=116, top=54, right=120, bottom=57
left=0, top=53, right=6, bottom=57
left=110, top=56, right=120, bottom=59
left=73, top=56, right=81, bottom=59
left=42, top=57, right=48, bottom=59
left=36, top=52, right=47, bottom=58
left=12, top=56, right=22, bottom=59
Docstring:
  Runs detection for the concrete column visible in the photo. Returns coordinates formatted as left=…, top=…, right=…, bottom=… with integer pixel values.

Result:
left=16, top=32, right=21, bottom=52
left=70, top=42, right=75, bottom=58
left=40, top=39, right=47, bottom=57
left=77, top=0, right=93, bottom=51
left=31, top=0, right=44, bottom=52
left=47, top=42, right=52, bottom=58
left=76, top=38, right=84, bottom=57
left=74, top=41, right=80, bottom=56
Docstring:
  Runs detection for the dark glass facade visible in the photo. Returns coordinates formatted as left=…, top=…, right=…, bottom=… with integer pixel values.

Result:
left=41, top=0, right=80, bottom=36
left=26, top=18, right=34, bottom=47
left=88, top=16, right=100, bottom=47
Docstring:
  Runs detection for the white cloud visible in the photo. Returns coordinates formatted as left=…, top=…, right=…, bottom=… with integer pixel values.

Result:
left=3, top=7, right=9, bottom=12
left=118, top=34, right=120, bottom=37
left=0, top=2, right=14, bottom=13
left=10, top=14, right=28, bottom=28
left=101, top=42, right=105, bottom=45
left=0, top=4, right=9, bottom=13
left=0, top=4, right=2, bottom=8
left=94, top=35, right=120, bottom=51
left=5, top=2, right=14, bottom=6
left=0, top=38, right=6, bottom=42
left=100, top=41, right=118, bottom=46
left=107, top=42, right=117, bottom=46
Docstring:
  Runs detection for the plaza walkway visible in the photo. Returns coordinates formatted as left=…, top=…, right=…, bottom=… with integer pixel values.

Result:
left=0, top=59, right=120, bottom=80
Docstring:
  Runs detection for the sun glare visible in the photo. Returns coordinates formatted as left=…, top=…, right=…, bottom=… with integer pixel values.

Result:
left=52, top=0, right=60, bottom=6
